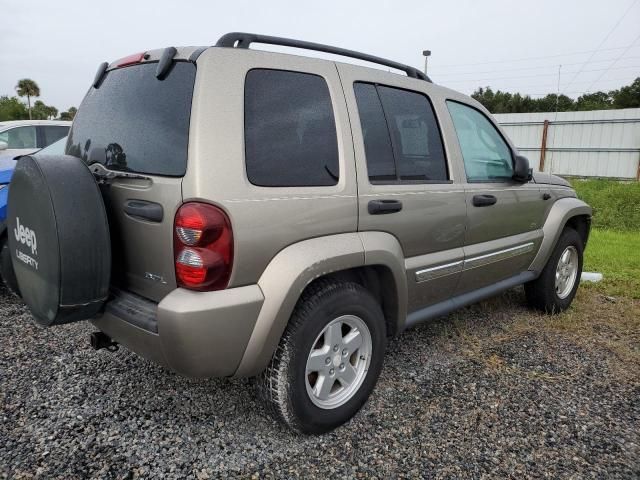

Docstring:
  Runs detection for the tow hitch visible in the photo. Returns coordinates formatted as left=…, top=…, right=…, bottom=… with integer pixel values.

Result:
left=90, top=332, right=119, bottom=352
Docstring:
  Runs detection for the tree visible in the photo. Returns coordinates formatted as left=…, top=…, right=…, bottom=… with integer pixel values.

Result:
left=30, top=100, right=58, bottom=120
left=32, top=100, right=48, bottom=120
left=612, top=77, right=640, bottom=109
left=0, top=96, right=29, bottom=121
left=46, top=105, right=58, bottom=120
left=575, top=92, right=612, bottom=111
left=15, top=79, right=40, bottom=119
left=471, top=77, right=639, bottom=114
left=59, top=106, right=77, bottom=121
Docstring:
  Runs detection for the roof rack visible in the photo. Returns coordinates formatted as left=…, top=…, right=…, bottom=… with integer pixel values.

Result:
left=215, top=32, right=431, bottom=83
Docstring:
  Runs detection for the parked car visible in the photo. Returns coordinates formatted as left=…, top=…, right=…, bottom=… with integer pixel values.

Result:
left=6, top=34, right=591, bottom=433
left=0, top=120, right=70, bottom=159
left=0, top=136, right=67, bottom=294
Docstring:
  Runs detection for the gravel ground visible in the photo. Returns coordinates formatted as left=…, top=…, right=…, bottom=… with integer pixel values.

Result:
left=1, top=284, right=638, bottom=479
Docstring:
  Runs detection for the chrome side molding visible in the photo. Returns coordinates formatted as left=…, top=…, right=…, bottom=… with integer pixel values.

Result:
left=464, top=242, right=535, bottom=270
left=415, top=260, right=463, bottom=282
left=415, top=242, right=535, bottom=283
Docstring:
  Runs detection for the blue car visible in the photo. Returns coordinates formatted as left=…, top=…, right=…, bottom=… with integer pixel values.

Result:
left=0, top=136, right=67, bottom=293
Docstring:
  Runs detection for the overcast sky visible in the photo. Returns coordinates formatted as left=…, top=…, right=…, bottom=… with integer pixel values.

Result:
left=1, top=0, right=639, bottom=111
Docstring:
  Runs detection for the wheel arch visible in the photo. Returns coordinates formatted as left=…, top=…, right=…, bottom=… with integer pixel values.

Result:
left=529, top=197, right=592, bottom=273
left=233, top=232, right=407, bottom=377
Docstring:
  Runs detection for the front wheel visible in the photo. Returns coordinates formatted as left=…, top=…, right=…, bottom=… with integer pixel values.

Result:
left=525, top=227, right=583, bottom=313
left=257, top=280, right=387, bottom=434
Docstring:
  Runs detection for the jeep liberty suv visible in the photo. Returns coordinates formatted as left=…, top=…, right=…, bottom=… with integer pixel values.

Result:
left=7, top=33, right=591, bottom=433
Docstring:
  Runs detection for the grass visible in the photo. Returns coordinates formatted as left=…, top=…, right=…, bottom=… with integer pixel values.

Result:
left=583, top=229, right=640, bottom=299
left=572, top=178, right=640, bottom=231
left=568, top=179, right=640, bottom=298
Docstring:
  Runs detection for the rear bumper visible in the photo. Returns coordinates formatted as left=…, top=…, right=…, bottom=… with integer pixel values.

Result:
left=91, top=285, right=264, bottom=377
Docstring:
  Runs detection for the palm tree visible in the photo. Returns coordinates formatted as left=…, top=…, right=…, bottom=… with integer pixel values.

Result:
left=15, top=79, right=40, bottom=120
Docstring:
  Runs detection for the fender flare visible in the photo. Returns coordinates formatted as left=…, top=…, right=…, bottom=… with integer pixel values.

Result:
left=234, top=231, right=406, bottom=377
left=528, top=197, right=592, bottom=273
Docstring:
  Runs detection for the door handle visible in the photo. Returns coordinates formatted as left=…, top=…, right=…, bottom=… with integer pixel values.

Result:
left=472, top=194, right=497, bottom=207
left=124, top=199, right=164, bottom=222
left=368, top=199, right=403, bottom=215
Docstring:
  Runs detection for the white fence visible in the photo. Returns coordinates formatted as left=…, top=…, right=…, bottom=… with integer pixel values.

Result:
left=494, top=108, right=640, bottom=180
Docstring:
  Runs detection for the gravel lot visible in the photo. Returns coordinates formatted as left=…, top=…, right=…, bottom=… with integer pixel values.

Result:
left=1, top=283, right=638, bottom=479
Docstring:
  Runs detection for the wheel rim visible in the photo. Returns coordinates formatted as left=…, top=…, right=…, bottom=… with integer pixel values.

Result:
left=305, top=314, right=372, bottom=410
left=555, top=246, right=579, bottom=299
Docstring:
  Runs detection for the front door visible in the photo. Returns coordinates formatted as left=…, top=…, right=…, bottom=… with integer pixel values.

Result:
left=337, top=64, right=467, bottom=312
left=445, top=100, right=546, bottom=293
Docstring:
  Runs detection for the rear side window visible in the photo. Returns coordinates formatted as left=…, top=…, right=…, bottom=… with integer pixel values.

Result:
left=244, top=69, right=339, bottom=187
left=354, top=83, right=448, bottom=183
left=0, top=126, right=37, bottom=149
left=352, top=83, right=396, bottom=181
left=66, top=62, right=196, bottom=176
left=41, top=125, right=69, bottom=147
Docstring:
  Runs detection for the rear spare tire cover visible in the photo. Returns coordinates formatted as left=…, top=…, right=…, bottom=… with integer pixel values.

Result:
left=7, top=154, right=111, bottom=326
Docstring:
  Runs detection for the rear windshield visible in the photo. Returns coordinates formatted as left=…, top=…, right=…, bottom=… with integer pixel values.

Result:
left=66, top=62, right=196, bottom=176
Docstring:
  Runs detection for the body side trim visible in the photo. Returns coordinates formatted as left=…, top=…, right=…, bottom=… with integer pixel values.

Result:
left=415, top=260, right=463, bottom=282
left=464, top=242, right=535, bottom=270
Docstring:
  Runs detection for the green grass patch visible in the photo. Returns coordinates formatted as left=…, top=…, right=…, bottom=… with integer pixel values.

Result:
left=583, top=229, right=640, bottom=299
left=571, top=179, right=640, bottom=231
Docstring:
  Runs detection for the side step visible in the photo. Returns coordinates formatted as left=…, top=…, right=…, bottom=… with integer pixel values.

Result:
left=404, top=270, right=537, bottom=330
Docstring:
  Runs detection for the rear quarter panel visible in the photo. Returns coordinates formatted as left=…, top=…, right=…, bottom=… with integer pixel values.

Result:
left=184, top=48, right=358, bottom=287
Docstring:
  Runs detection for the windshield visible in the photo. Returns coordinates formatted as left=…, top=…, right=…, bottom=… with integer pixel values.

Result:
left=36, top=136, right=67, bottom=156
left=66, top=62, right=196, bottom=176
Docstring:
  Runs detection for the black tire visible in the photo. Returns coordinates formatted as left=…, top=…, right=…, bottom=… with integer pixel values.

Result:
left=0, top=235, right=21, bottom=297
left=525, top=227, right=583, bottom=313
left=7, top=154, right=111, bottom=326
left=257, top=280, right=387, bottom=434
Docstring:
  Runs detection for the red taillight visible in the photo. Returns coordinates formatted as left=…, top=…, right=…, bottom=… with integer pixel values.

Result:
left=174, top=203, right=233, bottom=291
left=115, top=52, right=146, bottom=67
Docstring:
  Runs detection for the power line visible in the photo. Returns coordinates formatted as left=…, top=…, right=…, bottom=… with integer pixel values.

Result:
left=432, top=56, right=640, bottom=77
left=585, top=32, right=640, bottom=92
left=563, top=0, right=639, bottom=91
left=432, top=44, right=640, bottom=68
left=440, top=64, right=640, bottom=84
left=445, top=74, right=638, bottom=94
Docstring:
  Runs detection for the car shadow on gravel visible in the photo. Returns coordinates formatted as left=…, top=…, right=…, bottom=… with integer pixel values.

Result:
left=1, top=284, right=638, bottom=478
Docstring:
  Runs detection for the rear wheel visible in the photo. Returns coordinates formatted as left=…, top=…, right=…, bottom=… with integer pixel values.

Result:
left=525, top=227, right=583, bottom=313
left=257, top=280, right=387, bottom=434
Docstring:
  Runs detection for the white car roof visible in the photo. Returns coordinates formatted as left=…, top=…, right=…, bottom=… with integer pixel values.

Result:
left=0, top=120, right=72, bottom=131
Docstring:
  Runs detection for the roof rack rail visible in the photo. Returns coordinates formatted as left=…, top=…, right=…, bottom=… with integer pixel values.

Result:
left=215, top=32, right=431, bottom=83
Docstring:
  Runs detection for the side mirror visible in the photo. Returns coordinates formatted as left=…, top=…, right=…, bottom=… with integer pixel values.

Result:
left=0, top=141, right=7, bottom=151
left=513, top=154, right=532, bottom=182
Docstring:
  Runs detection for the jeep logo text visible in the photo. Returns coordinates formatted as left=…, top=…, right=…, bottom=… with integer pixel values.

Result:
left=13, top=217, right=38, bottom=255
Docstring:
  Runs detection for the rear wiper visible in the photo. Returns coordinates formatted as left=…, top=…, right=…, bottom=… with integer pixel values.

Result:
left=89, top=163, right=149, bottom=184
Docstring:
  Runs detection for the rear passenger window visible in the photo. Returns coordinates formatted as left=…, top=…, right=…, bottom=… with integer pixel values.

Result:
left=244, top=69, right=339, bottom=187
left=1, top=126, right=37, bottom=149
left=354, top=83, right=448, bottom=183
left=41, top=125, right=69, bottom=147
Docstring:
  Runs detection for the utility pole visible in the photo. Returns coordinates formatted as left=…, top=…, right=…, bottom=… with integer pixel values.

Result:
left=555, top=64, right=562, bottom=114
left=423, top=50, right=431, bottom=76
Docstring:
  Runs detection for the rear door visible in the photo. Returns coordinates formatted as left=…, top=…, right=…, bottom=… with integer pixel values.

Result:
left=337, top=64, right=467, bottom=311
left=445, top=100, right=546, bottom=292
left=66, top=60, right=196, bottom=301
